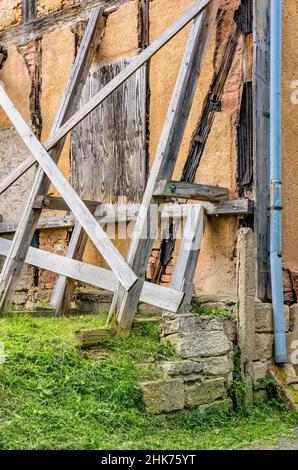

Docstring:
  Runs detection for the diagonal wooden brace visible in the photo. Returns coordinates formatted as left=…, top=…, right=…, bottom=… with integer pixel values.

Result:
left=0, top=86, right=138, bottom=294
left=112, top=1, right=220, bottom=336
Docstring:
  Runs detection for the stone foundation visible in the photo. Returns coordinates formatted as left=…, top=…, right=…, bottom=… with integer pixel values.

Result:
left=140, top=313, right=235, bottom=414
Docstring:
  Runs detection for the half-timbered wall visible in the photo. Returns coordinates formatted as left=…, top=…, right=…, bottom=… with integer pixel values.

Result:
left=0, top=0, right=243, bottom=298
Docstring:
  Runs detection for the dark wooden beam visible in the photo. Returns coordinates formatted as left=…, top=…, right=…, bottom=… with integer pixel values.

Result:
left=0, top=0, right=127, bottom=46
left=154, top=179, right=229, bottom=202
left=22, top=0, right=37, bottom=24
left=32, top=195, right=101, bottom=213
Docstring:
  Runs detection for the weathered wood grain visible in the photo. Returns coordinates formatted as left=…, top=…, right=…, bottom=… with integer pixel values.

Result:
left=0, top=0, right=127, bottom=45
left=0, top=199, right=253, bottom=234
left=71, top=59, right=147, bottom=202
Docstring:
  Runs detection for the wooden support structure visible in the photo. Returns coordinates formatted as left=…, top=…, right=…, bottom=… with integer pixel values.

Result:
left=0, top=199, right=253, bottom=234
left=112, top=1, right=219, bottom=336
left=253, top=0, right=270, bottom=300
left=0, top=237, right=184, bottom=313
left=0, top=0, right=249, bottom=337
left=32, top=195, right=100, bottom=213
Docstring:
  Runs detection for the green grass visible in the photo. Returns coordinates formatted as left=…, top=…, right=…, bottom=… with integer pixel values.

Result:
left=190, top=297, right=233, bottom=317
left=0, top=312, right=297, bottom=450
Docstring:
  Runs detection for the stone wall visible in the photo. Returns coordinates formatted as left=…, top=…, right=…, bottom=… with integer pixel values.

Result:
left=139, top=301, right=298, bottom=415
left=140, top=313, right=236, bottom=414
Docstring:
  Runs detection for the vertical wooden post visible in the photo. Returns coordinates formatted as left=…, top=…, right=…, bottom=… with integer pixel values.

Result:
left=253, top=0, right=270, bottom=300
left=22, top=0, right=37, bottom=23
left=50, top=222, right=88, bottom=315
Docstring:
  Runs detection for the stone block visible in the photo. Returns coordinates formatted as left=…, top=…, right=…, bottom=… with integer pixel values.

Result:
left=223, top=317, right=237, bottom=342
left=166, top=330, right=231, bottom=359
left=290, top=304, right=298, bottom=332
left=12, top=290, right=28, bottom=306
left=254, top=333, right=274, bottom=361
left=160, top=360, right=203, bottom=376
left=201, top=355, right=233, bottom=376
left=140, top=378, right=184, bottom=414
left=253, top=361, right=271, bottom=385
left=185, top=378, right=227, bottom=409
left=255, top=303, right=290, bottom=333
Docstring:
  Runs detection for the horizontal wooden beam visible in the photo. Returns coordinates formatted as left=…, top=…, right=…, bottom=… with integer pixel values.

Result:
left=0, top=237, right=183, bottom=313
left=204, top=199, right=254, bottom=216
left=0, top=0, right=126, bottom=46
left=33, top=195, right=101, bottom=213
left=0, top=199, right=253, bottom=233
left=154, top=179, right=229, bottom=201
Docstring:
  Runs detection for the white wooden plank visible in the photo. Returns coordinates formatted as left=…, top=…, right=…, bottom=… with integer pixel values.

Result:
left=0, top=237, right=183, bottom=312
left=170, top=205, right=204, bottom=291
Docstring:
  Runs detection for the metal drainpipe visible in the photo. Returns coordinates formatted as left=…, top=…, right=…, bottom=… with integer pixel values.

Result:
left=270, top=0, right=288, bottom=363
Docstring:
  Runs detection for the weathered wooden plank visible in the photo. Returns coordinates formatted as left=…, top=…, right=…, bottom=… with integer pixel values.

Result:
left=253, top=0, right=270, bottom=300
left=204, top=198, right=254, bottom=216
left=0, top=237, right=184, bottom=312
left=0, top=199, right=253, bottom=234
left=114, top=2, right=220, bottom=336
left=33, top=195, right=100, bottom=213
left=54, top=57, right=147, bottom=315
left=50, top=221, right=88, bottom=315
left=181, top=20, right=240, bottom=182
left=154, top=180, right=229, bottom=202
left=71, top=59, right=147, bottom=202
left=45, top=0, right=211, bottom=151
left=0, top=86, right=137, bottom=293
left=0, top=9, right=114, bottom=313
